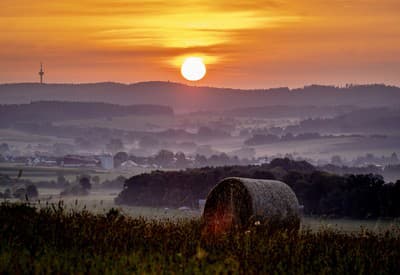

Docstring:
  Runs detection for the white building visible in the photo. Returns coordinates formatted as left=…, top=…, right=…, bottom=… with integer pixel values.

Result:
left=99, top=154, right=114, bottom=170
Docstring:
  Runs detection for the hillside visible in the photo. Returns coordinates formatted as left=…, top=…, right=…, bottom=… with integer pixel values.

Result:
left=0, top=101, right=173, bottom=127
left=1, top=82, right=399, bottom=112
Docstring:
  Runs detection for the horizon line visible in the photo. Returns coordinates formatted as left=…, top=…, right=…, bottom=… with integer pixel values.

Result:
left=0, top=80, right=398, bottom=91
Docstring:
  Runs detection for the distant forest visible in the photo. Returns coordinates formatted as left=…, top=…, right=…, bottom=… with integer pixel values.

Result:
left=0, top=101, right=173, bottom=127
left=0, top=83, right=399, bottom=111
left=225, top=105, right=354, bottom=118
left=240, top=107, right=400, bottom=139
left=283, top=108, right=400, bottom=134
left=116, top=158, right=400, bottom=219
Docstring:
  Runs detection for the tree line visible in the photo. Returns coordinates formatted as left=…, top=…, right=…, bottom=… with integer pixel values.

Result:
left=0, top=101, right=173, bottom=127
left=116, top=158, right=400, bottom=219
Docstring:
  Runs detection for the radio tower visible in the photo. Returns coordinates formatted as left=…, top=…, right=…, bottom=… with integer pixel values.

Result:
left=39, top=63, right=44, bottom=84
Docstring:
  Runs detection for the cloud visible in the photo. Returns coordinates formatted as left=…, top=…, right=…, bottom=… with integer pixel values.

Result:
left=0, top=0, right=399, bottom=87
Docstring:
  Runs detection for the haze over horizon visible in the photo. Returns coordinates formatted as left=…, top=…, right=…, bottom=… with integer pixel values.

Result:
left=0, top=80, right=400, bottom=91
left=1, top=80, right=400, bottom=91
left=1, top=0, right=400, bottom=88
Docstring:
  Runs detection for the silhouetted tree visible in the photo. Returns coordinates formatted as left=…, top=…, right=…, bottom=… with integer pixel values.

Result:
left=26, top=184, right=38, bottom=199
left=175, top=152, right=188, bottom=168
left=114, top=151, right=129, bottom=168
left=79, top=175, right=91, bottom=190
left=57, top=173, right=68, bottom=186
left=194, top=154, right=207, bottom=167
left=154, top=150, right=174, bottom=168
left=92, top=175, right=100, bottom=185
left=0, top=143, right=10, bottom=154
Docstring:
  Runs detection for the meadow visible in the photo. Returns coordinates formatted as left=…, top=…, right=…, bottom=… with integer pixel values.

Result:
left=0, top=202, right=399, bottom=274
left=0, top=164, right=151, bottom=183
left=25, top=187, right=400, bottom=233
left=6, top=186, right=399, bottom=232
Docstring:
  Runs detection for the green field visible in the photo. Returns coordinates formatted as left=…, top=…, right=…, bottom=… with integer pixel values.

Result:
left=0, top=202, right=399, bottom=274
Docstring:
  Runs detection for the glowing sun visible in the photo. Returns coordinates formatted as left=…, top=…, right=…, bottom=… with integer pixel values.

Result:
left=181, top=57, right=206, bottom=81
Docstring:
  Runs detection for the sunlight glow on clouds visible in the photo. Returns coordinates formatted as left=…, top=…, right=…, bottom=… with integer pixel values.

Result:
left=0, top=0, right=399, bottom=87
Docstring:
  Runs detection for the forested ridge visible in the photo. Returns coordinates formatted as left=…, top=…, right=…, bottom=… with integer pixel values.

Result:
left=0, top=101, right=173, bottom=126
left=117, top=158, right=400, bottom=218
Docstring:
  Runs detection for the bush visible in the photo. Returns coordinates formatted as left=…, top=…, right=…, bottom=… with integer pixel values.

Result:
left=26, top=185, right=38, bottom=198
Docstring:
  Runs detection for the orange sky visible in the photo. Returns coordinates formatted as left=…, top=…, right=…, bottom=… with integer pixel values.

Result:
left=1, top=0, right=399, bottom=88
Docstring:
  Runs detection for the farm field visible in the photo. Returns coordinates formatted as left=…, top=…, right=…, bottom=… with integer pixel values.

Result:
left=0, top=164, right=153, bottom=182
left=0, top=129, right=71, bottom=144
left=55, top=114, right=177, bottom=132
left=204, top=135, right=400, bottom=162
left=0, top=202, right=399, bottom=274
left=4, top=187, right=397, bottom=233
left=251, top=136, right=400, bottom=160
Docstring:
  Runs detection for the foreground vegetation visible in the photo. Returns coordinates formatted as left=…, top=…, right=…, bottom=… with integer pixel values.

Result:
left=1, top=203, right=399, bottom=274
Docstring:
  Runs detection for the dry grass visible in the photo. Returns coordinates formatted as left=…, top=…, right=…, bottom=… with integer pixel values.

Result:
left=0, top=202, right=399, bottom=274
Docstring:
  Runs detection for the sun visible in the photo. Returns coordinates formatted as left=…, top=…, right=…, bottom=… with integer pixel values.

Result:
left=181, top=57, right=206, bottom=81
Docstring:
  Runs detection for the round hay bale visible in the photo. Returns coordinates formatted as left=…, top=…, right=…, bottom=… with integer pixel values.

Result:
left=203, top=177, right=300, bottom=234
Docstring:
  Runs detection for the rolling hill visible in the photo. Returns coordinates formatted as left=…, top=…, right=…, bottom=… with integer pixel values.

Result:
left=1, top=82, right=399, bottom=112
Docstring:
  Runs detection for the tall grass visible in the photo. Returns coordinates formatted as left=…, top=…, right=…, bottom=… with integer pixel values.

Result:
left=0, top=202, right=399, bottom=274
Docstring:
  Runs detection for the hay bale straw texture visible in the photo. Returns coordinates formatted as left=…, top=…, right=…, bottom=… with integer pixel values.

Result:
left=203, top=177, right=300, bottom=233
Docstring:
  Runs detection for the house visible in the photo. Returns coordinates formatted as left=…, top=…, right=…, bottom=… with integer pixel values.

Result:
left=61, top=155, right=100, bottom=168
left=120, top=160, right=139, bottom=170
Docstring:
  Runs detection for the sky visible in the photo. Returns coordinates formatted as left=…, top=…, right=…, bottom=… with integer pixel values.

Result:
left=1, top=0, right=399, bottom=88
